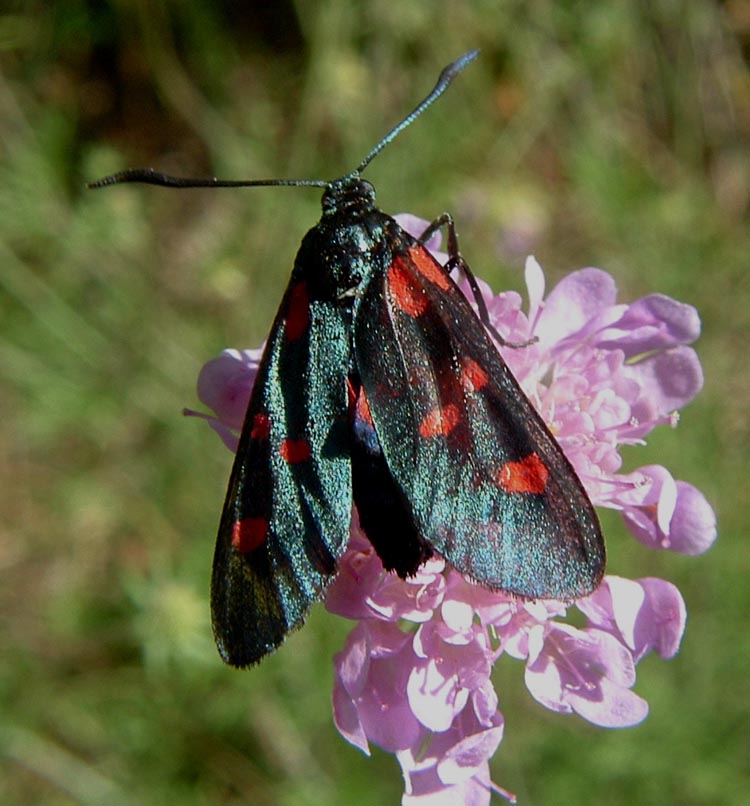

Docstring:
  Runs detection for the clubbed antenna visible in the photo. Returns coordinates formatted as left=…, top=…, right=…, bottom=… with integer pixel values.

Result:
left=355, top=49, right=479, bottom=175
left=87, top=50, right=479, bottom=192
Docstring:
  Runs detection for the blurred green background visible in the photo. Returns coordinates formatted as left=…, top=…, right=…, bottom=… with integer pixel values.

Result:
left=1, top=1, right=747, bottom=804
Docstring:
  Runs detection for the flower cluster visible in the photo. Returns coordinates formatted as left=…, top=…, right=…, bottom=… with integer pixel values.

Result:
left=190, top=216, right=716, bottom=804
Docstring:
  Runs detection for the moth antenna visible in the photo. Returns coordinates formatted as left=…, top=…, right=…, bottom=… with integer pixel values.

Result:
left=355, top=49, right=479, bottom=175
left=87, top=169, right=328, bottom=191
left=87, top=51, right=479, bottom=192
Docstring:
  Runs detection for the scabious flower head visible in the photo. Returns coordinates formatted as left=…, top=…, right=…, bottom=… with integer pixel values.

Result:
left=189, top=214, right=716, bottom=804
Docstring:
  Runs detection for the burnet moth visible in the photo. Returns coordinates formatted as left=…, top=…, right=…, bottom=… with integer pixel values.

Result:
left=90, top=51, right=605, bottom=668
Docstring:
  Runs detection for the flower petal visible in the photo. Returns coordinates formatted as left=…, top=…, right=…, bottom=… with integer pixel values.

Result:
left=534, top=268, right=618, bottom=345
left=438, top=723, right=504, bottom=784
left=619, top=466, right=717, bottom=554
left=525, top=624, right=647, bottom=727
left=578, top=576, right=686, bottom=661
left=625, top=346, right=704, bottom=417
left=196, top=348, right=260, bottom=429
left=602, top=294, right=701, bottom=356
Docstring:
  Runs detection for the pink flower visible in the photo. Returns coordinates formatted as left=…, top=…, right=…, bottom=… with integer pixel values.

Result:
left=184, top=348, right=262, bottom=451
left=190, top=214, right=716, bottom=803
left=523, top=622, right=648, bottom=728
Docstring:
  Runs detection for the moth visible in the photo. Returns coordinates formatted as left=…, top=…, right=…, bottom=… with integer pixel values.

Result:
left=90, top=51, right=605, bottom=667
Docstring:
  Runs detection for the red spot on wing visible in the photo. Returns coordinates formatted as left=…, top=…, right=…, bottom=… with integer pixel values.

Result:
left=285, top=282, right=310, bottom=341
left=460, top=358, right=489, bottom=393
left=346, top=378, right=374, bottom=429
left=497, top=453, right=549, bottom=494
left=356, top=386, right=374, bottom=428
left=407, top=245, right=451, bottom=290
left=232, top=517, right=268, bottom=552
left=419, top=403, right=461, bottom=438
left=388, top=257, right=426, bottom=317
left=280, top=438, right=312, bottom=464
left=388, top=248, right=451, bottom=317
left=250, top=413, right=271, bottom=440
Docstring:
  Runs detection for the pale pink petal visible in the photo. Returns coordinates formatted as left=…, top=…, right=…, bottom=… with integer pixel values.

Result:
left=524, top=255, right=545, bottom=327
left=525, top=624, right=647, bottom=727
left=407, top=657, right=470, bottom=731
left=438, top=724, right=504, bottom=785
left=625, top=346, right=704, bottom=417
left=604, top=294, right=701, bottom=355
left=619, top=465, right=717, bottom=554
left=534, top=268, right=618, bottom=345
left=668, top=481, right=718, bottom=555
left=196, top=348, right=260, bottom=429
left=635, top=578, right=687, bottom=660
left=570, top=677, right=649, bottom=728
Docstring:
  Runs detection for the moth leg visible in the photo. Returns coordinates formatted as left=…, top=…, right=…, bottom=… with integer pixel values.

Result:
left=417, top=213, right=536, bottom=349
